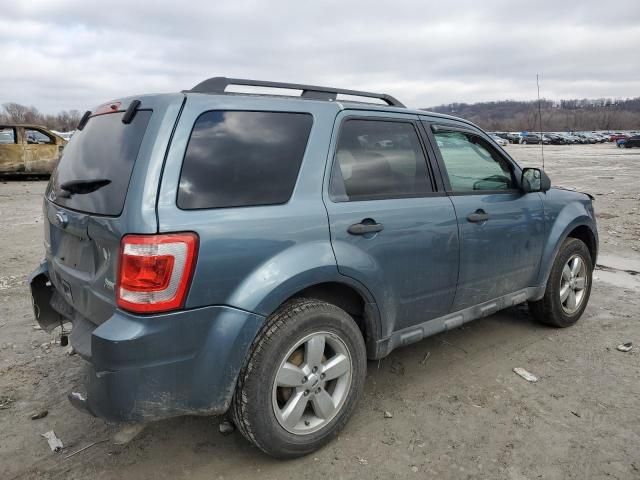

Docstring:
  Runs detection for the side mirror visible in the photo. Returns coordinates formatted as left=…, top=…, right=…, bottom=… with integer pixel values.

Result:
left=521, top=168, right=551, bottom=193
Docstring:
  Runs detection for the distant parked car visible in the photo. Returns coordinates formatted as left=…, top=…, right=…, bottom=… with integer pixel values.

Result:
left=556, top=132, right=580, bottom=145
left=493, top=132, right=515, bottom=143
left=609, top=133, right=629, bottom=142
left=520, top=133, right=543, bottom=145
left=503, top=132, right=521, bottom=144
left=590, top=132, right=608, bottom=143
left=51, top=130, right=76, bottom=141
left=575, top=133, right=597, bottom=144
left=0, top=124, right=67, bottom=175
left=618, top=135, right=640, bottom=148
left=543, top=133, right=566, bottom=145
left=489, top=134, right=509, bottom=146
left=569, top=133, right=589, bottom=144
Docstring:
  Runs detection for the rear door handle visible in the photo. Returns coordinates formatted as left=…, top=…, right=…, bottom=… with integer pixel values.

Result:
left=467, top=209, right=489, bottom=223
left=348, top=222, right=384, bottom=235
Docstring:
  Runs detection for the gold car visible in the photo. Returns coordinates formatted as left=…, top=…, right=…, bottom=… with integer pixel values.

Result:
left=0, top=124, right=67, bottom=175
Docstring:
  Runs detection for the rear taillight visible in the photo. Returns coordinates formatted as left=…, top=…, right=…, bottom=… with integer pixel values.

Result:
left=116, top=233, right=198, bottom=314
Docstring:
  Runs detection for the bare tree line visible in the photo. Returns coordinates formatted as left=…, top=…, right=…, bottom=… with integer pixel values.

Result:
left=426, top=97, right=640, bottom=131
left=3, top=97, right=640, bottom=133
left=0, top=103, right=82, bottom=132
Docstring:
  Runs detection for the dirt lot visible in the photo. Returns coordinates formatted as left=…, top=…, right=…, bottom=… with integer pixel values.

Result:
left=1, top=143, right=639, bottom=479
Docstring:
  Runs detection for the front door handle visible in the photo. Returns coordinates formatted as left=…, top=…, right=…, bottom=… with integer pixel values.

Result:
left=467, top=209, right=489, bottom=223
left=348, top=221, right=384, bottom=235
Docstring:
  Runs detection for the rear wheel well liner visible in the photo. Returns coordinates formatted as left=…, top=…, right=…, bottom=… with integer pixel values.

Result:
left=283, top=281, right=380, bottom=357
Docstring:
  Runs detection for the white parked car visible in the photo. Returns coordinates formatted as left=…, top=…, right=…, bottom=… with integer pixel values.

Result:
left=51, top=130, right=75, bottom=141
left=490, top=134, right=508, bottom=146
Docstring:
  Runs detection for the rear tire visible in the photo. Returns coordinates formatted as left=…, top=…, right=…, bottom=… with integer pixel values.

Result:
left=529, top=238, right=592, bottom=327
left=231, top=298, right=367, bottom=458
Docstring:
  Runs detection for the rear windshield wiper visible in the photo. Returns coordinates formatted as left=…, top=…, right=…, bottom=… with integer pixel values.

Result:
left=59, top=178, right=111, bottom=195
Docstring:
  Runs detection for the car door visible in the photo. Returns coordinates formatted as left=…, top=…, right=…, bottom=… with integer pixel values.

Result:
left=0, top=126, right=25, bottom=173
left=324, top=111, right=459, bottom=336
left=424, top=121, right=545, bottom=311
left=23, top=127, right=59, bottom=173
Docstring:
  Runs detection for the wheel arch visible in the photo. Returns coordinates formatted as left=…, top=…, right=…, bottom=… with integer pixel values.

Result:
left=287, top=281, right=379, bottom=352
left=536, top=216, right=598, bottom=292
left=281, top=280, right=382, bottom=359
left=225, top=241, right=383, bottom=358
left=566, top=224, right=597, bottom=264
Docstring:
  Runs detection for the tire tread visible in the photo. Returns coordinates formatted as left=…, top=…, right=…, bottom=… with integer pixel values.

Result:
left=231, top=298, right=361, bottom=456
left=529, top=237, right=592, bottom=328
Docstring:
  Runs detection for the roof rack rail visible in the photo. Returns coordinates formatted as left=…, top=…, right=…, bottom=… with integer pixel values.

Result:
left=187, top=77, right=405, bottom=108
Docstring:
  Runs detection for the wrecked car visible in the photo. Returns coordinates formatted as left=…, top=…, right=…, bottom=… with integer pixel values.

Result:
left=0, top=124, right=67, bottom=175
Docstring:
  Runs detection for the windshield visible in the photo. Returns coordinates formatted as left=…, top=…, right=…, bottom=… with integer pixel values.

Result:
left=47, top=110, right=152, bottom=215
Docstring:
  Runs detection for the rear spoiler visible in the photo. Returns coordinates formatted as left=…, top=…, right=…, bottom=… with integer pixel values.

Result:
left=76, top=99, right=142, bottom=130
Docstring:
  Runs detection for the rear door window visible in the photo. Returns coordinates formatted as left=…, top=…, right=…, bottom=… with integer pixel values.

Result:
left=48, top=110, right=152, bottom=215
left=177, top=111, right=313, bottom=210
left=329, top=119, right=433, bottom=201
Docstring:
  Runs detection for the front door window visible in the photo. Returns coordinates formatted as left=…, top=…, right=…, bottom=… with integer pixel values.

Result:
left=433, top=130, right=515, bottom=192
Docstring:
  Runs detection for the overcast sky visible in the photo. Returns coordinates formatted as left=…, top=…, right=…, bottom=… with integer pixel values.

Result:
left=2, top=0, right=639, bottom=113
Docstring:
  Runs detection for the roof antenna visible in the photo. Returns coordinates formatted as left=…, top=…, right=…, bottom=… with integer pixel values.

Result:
left=537, top=73, right=545, bottom=170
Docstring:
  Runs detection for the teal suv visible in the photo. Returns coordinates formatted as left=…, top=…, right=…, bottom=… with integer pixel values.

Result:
left=30, top=78, right=597, bottom=457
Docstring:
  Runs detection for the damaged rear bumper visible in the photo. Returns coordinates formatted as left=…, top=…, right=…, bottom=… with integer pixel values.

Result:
left=29, top=262, right=265, bottom=423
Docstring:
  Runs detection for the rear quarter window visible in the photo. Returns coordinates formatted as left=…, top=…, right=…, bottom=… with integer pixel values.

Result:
left=177, top=111, right=313, bottom=210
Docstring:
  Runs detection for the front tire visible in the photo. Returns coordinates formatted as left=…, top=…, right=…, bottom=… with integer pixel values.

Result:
left=231, top=298, right=367, bottom=458
left=529, top=238, right=592, bottom=327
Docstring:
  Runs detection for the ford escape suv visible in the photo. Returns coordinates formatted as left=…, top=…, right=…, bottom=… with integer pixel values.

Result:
left=30, top=77, right=598, bottom=458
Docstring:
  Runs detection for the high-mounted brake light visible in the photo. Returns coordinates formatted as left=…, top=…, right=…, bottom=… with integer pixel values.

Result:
left=93, top=101, right=122, bottom=116
left=116, top=233, right=198, bottom=313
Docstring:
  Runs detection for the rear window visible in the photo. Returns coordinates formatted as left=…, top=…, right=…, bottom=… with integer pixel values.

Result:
left=48, top=110, right=152, bottom=215
left=177, top=111, right=313, bottom=210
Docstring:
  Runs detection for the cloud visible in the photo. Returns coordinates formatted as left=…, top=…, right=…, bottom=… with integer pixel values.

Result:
left=1, top=0, right=639, bottom=112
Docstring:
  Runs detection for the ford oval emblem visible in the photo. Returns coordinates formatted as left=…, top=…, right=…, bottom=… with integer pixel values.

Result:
left=55, top=212, right=68, bottom=228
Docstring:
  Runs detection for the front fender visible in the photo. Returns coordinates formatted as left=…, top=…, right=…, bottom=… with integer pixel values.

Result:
left=536, top=194, right=598, bottom=290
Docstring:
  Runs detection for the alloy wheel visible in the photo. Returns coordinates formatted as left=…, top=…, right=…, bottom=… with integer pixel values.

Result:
left=559, top=254, right=588, bottom=314
left=272, top=331, right=352, bottom=435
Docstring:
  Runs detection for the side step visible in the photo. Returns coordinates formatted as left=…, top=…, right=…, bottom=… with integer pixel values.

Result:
left=372, top=287, right=543, bottom=359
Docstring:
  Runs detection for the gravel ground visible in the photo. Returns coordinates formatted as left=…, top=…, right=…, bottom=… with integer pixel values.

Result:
left=1, top=143, right=639, bottom=479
